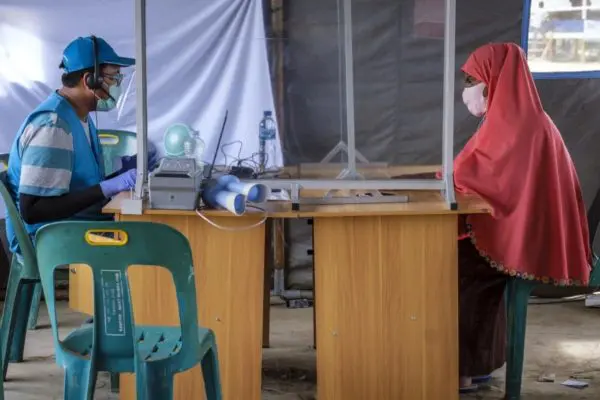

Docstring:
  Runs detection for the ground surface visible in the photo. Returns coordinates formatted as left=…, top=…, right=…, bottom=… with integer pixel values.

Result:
left=4, top=299, right=600, bottom=399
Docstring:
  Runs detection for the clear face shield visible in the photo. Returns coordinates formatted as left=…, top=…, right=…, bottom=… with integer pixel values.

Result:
left=95, top=72, right=125, bottom=112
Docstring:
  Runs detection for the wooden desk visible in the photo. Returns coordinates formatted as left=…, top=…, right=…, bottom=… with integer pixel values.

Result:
left=308, top=196, right=487, bottom=400
left=68, top=168, right=490, bottom=400
left=280, top=164, right=489, bottom=399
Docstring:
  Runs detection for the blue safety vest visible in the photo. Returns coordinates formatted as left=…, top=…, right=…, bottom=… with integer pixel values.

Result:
left=5, top=91, right=108, bottom=254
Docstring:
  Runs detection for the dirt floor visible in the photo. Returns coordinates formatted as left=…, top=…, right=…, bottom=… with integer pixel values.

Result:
left=3, top=299, right=600, bottom=399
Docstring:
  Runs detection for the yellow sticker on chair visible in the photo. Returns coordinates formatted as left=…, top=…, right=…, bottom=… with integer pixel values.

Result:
left=99, top=134, right=120, bottom=146
left=85, top=230, right=128, bottom=246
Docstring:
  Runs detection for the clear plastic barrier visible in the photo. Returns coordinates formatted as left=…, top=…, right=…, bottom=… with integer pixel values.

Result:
left=265, top=0, right=450, bottom=182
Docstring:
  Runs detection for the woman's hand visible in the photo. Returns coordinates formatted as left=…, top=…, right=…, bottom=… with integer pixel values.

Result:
left=120, top=142, right=158, bottom=172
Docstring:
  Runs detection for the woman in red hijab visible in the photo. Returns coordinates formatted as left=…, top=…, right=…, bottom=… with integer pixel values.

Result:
left=456, top=43, right=591, bottom=392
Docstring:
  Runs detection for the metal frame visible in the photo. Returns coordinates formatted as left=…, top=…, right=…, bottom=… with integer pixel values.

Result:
left=320, top=141, right=370, bottom=165
left=130, top=0, right=458, bottom=212
left=133, top=0, right=148, bottom=201
left=341, top=0, right=358, bottom=178
left=252, top=179, right=442, bottom=191
left=299, top=195, right=409, bottom=205
left=247, top=178, right=441, bottom=206
left=442, top=0, right=457, bottom=210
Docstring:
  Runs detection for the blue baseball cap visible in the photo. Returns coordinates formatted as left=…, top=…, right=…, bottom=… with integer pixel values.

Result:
left=60, top=36, right=135, bottom=73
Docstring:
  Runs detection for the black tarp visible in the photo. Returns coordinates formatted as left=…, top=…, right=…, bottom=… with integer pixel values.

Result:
left=278, top=0, right=600, bottom=284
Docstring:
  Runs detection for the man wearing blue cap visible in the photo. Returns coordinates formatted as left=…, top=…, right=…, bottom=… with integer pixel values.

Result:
left=5, top=35, right=149, bottom=255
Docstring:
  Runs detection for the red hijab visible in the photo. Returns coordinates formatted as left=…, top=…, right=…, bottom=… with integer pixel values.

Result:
left=455, top=43, right=591, bottom=285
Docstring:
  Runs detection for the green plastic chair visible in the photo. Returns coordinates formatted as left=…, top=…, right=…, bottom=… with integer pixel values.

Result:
left=0, top=167, right=42, bottom=379
left=13, top=130, right=135, bottom=334
left=35, top=221, right=222, bottom=400
left=0, top=130, right=136, bottom=336
left=0, top=132, right=135, bottom=388
left=97, top=130, right=137, bottom=392
left=98, top=130, right=137, bottom=176
left=504, top=188, right=600, bottom=399
left=0, top=353, right=4, bottom=399
left=0, top=153, right=43, bottom=333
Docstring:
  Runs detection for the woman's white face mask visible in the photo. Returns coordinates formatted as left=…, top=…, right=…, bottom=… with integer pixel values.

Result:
left=462, top=82, right=487, bottom=117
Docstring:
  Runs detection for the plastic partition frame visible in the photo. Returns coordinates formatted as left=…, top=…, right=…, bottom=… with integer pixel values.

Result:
left=442, top=0, right=457, bottom=210
left=133, top=0, right=148, bottom=201
left=254, top=0, right=456, bottom=210
left=251, top=179, right=443, bottom=192
left=343, top=0, right=357, bottom=176
left=130, top=0, right=458, bottom=212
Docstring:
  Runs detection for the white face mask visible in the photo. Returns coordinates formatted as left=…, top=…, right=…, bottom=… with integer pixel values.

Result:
left=462, top=83, right=487, bottom=117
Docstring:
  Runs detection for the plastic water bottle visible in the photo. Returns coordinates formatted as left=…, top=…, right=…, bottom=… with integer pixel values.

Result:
left=258, top=111, right=277, bottom=173
left=190, top=129, right=205, bottom=168
left=182, top=129, right=205, bottom=169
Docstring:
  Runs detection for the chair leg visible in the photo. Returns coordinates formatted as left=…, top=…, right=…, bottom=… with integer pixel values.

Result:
left=26, top=283, right=43, bottom=330
left=0, top=262, right=28, bottom=380
left=110, top=372, right=120, bottom=393
left=505, top=279, right=537, bottom=400
left=8, top=282, right=34, bottom=363
left=135, top=363, right=174, bottom=400
left=201, top=346, right=222, bottom=400
left=63, top=361, right=97, bottom=400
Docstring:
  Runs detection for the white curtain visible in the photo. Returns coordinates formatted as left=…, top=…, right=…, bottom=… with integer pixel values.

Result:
left=0, top=0, right=281, bottom=166
left=0, top=0, right=281, bottom=218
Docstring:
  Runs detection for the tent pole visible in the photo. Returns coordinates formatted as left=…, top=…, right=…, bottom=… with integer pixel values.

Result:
left=442, top=0, right=457, bottom=209
left=134, top=0, right=148, bottom=199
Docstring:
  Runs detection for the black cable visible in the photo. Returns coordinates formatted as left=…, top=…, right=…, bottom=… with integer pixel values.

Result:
left=207, top=110, right=229, bottom=180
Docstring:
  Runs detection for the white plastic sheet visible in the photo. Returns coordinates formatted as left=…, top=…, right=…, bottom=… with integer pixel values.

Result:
left=0, top=0, right=282, bottom=168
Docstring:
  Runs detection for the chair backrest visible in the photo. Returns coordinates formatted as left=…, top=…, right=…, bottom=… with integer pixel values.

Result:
left=98, top=130, right=137, bottom=175
left=587, top=185, right=600, bottom=285
left=0, top=160, right=37, bottom=275
left=0, top=153, right=7, bottom=220
left=0, top=154, right=7, bottom=171
left=35, top=221, right=201, bottom=365
left=588, top=186, right=600, bottom=250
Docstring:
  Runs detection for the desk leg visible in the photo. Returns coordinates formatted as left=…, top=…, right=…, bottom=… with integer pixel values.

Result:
left=313, top=215, right=459, bottom=400
left=311, top=220, right=316, bottom=350
left=263, top=219, right=272, bottom=349
left=263, top=268, right=271, bottom=348
left=118, top=214, right=265, bottom=400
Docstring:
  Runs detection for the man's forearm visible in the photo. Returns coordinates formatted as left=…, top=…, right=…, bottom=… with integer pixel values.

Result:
left=19, top=186, right=105, bottom=224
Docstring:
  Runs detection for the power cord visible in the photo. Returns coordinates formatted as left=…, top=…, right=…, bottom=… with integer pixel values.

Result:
left=220, top=140, right=243, bottom=168
left=194, top=205, right=267, bottom=231
left=152, top=139, right=279, bottom=178
left=219, top=140, right=282, bottom=177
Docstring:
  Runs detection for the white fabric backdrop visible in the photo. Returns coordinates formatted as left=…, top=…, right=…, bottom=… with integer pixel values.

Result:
left=0, top=0, right=282, bottom=168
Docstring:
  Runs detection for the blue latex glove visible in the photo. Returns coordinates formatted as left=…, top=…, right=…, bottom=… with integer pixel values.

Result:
left=120, top=142, right=158, bottom=172
left=100, top=169, right=137, bottom=198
